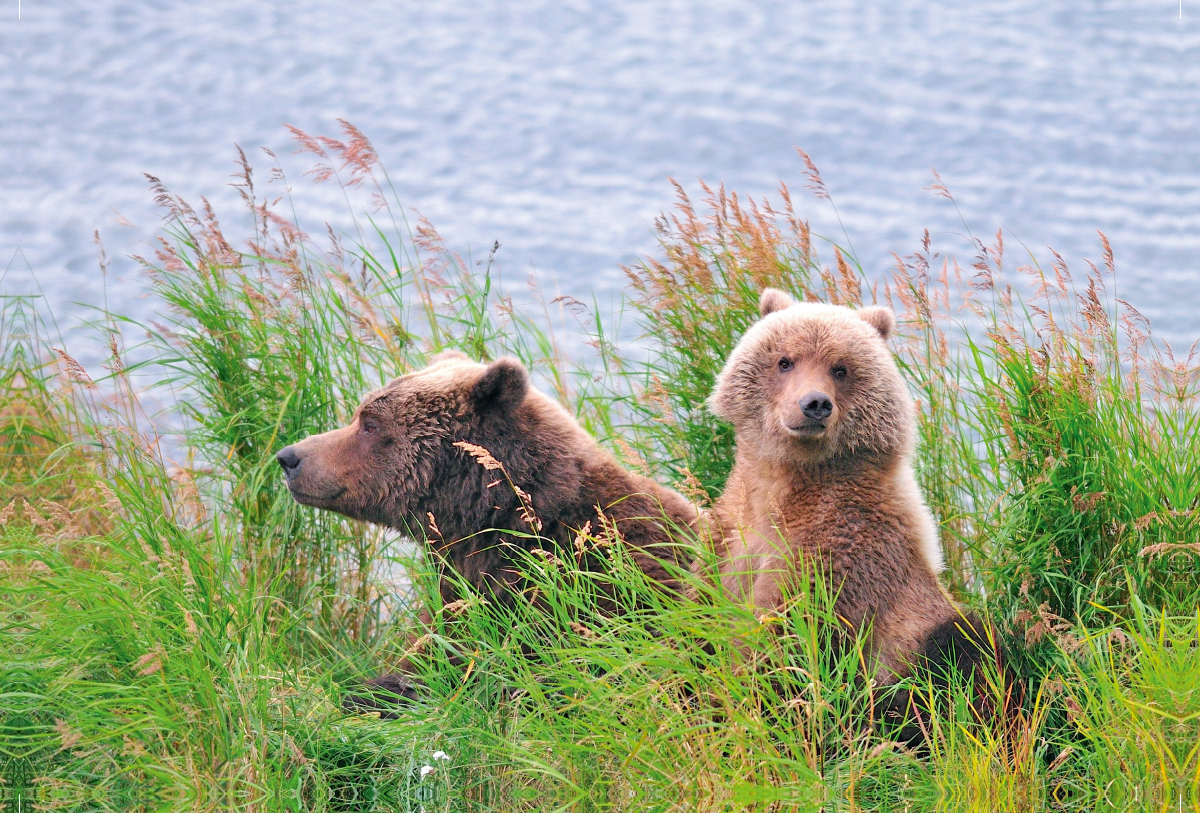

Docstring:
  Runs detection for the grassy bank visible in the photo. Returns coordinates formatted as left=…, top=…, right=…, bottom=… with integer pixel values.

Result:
left=1, top=125, right=1197, bottom=812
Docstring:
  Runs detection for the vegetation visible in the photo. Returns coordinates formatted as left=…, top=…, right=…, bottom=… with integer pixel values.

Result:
left=1, top=125, right=1196, bottom=811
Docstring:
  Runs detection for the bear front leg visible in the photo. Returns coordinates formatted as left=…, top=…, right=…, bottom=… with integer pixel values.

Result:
left=341, top=607, right=438, bottom=717
left=341, top=673, right=422, bottom=718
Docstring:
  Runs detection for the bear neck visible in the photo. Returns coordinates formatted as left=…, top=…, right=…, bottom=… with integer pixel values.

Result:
left=737, top=442, right=900, bottom=490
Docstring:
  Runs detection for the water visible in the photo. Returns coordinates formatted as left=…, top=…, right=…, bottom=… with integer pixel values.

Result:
left=3, top=1, right=1198, bottom=356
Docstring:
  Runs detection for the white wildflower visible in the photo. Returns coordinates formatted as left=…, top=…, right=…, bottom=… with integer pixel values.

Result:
left=431, top=750, right=450, bottom=762
left=419, top=765, right=435, bottom=780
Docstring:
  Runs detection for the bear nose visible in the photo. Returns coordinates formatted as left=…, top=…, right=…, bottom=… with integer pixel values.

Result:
left=800, top=392, right=833, bottom=421
left=276, top=446, right=301, bottom=475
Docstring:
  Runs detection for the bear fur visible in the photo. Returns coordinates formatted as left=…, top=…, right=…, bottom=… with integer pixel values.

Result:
left=277, top=351, right=701, bottom=709
left=706, top=288, right=990, bottom=694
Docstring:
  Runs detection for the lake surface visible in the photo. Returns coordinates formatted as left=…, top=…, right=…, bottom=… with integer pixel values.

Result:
left=2, top=1, right=1198, bottom=357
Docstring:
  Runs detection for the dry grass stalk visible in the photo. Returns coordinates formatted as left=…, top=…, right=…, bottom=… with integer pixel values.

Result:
left=454, top=440, right=542, bottom=532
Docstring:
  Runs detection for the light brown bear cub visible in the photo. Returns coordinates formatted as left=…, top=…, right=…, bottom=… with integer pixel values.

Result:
left=708, top=288, right=980, bottom=687
left=277, top=351, right=701, bottom=710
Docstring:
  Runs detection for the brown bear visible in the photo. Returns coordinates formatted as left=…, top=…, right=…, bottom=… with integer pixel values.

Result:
left=276, top=351, right=701, bottom=709
left=706, top=288, right=994, bottom=730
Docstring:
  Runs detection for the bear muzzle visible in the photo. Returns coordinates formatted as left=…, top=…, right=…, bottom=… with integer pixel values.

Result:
left=800, top=391, right=834, bottom=421
left=783, top=421, right=828, bottom=438
left=276, top=443, right=347, bottom=505
left=779, top=391, right=835, bottom=437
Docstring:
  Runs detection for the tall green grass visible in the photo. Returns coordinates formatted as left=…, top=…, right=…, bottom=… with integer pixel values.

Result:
left=1, top=124, right=1196, bottom=811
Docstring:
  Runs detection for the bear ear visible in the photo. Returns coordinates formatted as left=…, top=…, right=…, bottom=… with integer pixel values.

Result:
left=707, top=378, right=735, bottom=422
left=857, top=306, right=896, bottom=341
left=471, top=357, right=529, bottom=412
left=758, top=288, right=794, bottom=318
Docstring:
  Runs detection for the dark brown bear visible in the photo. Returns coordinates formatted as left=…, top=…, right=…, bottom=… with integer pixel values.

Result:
left=276, top=351, right=700, bottom=710
left=707, top=289, right=997, bottom=739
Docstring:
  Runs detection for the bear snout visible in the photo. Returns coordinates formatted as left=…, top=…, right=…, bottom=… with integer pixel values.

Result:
left=800, top=392, right=834, bottom=421
left=276, top=445, right=302, bottom=477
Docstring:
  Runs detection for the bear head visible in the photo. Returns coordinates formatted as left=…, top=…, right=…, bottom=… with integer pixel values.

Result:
left=709, top=288, right=912, bottom=466
left=275, top=351, right=543, bottom=533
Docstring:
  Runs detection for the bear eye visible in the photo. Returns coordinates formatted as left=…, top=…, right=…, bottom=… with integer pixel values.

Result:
left=360, top=417, right=379, bottom=435
left=832, top=365, right=848, bottom=380
left=778, top=357, right=793, bottom=371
